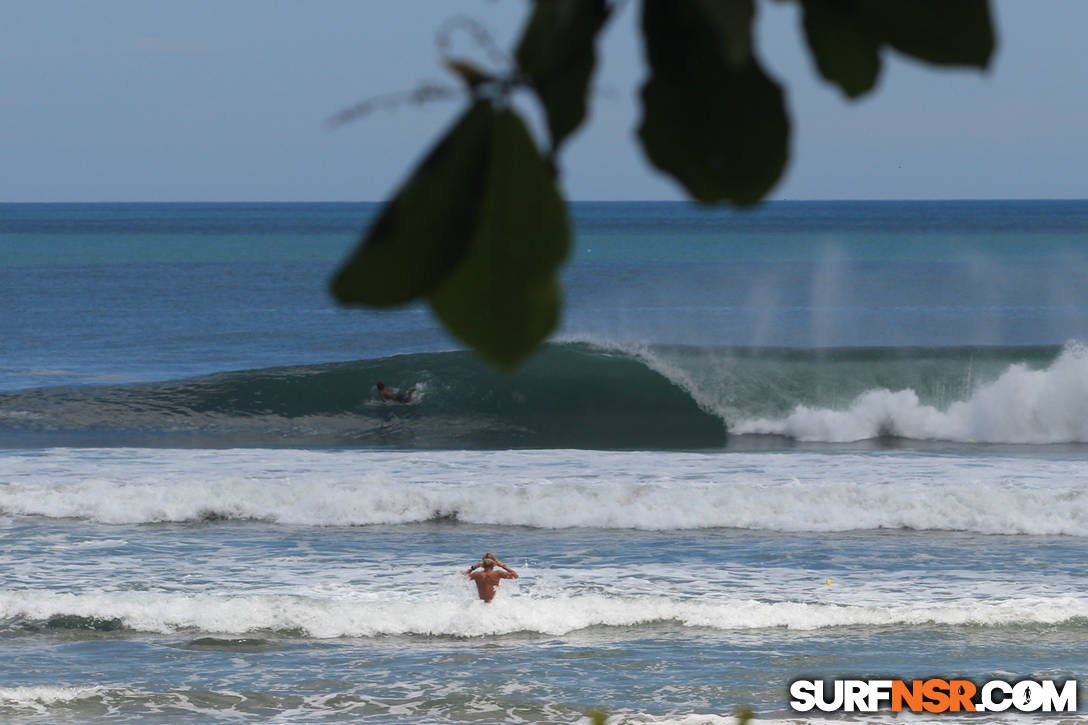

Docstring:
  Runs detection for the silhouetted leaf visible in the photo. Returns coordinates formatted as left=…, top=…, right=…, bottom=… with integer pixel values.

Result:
left=800, top=0, right=995, bottom=98
left=801, top=0, right=881, bottom=98
left=332, top=0, right=998, bottom=367
left=515, top=0, right=610, bottom=153
left=429, top=108, right=569, bottom=368
left=866, top=0, right=995, bottom=66
left=638, top=0, right=789, bottom=205
left=331, top=101, right=493, bottom=306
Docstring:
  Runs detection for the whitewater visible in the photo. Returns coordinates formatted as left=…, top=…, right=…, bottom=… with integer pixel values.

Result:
left=1, top=447, right=1086, bottom=535
left=725, top=343, right=1088, bottom=443
left=4, top=443, right=1086, bottom=722
left=3, top=590, right=1087, bottom=639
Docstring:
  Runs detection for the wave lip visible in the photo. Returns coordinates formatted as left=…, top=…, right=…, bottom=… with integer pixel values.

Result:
left=3, top=590, right=1086, bottom=639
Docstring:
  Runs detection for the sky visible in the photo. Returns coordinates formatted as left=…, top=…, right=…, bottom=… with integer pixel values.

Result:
left=1, top=0, right=1086, bottom=202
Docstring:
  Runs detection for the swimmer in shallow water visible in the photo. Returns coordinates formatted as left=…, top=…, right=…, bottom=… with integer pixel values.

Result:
left=464, top=553, right=518, bottom=602
left=375, top=381, right=416, bottom=403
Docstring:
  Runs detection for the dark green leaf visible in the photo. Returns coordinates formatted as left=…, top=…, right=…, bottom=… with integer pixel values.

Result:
left=330, top=101, right=493, bottom=306
left=801, top=0, right=881, bottom=98
left=332, top=100, right=569, bottom=368
left=800, top=0, right=995, bottom=99
left=867, top=0, right=995, bottom=67
left=429, top=108, right=570, bottom=369
left=515, top=0, right=610, bottom=152
left=638, top=0, right=789, bottom=205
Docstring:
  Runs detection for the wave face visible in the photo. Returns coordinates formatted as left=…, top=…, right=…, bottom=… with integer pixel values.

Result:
left=1, top=341, right=1086, bottom=448
left=0, top=345, right=725, bottom=449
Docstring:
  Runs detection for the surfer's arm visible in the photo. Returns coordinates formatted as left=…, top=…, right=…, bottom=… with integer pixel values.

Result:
left=464, top=563, right=482, bottom=575
left=493, top=559, right=519, bottom=578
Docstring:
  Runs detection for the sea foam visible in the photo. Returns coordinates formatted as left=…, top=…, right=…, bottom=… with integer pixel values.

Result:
left=728, top=344, right=1088, bottom=443
left=1, top=589, right=1084, bottom=638
left=0, top=448, right=1084, bottom=534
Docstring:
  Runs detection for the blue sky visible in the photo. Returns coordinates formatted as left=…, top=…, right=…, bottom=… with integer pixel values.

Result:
left=2, top=1, right=1086, bottom=202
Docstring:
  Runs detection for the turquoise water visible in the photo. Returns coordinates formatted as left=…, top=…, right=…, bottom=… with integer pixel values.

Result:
left=0, top=201, right=1085, bottom=722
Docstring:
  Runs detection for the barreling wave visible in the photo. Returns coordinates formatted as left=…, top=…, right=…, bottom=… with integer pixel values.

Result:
left=0, top=345, right=723, bottom=449
left=3, top=589, right=1086, bottom=639
left=1, top=341, right=1085, bottom=448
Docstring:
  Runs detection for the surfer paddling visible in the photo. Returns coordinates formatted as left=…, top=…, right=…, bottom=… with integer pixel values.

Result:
left=464, top=553, right=518, bottom=602
left=375, top=381, right=416, bottom=403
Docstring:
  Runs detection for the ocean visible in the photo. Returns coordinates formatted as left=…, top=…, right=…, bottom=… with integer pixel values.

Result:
left=0, top=200, right=1085, bottom=723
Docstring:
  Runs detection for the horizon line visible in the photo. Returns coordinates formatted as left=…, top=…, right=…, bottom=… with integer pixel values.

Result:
left=3, top=197, right=1088, bottom=205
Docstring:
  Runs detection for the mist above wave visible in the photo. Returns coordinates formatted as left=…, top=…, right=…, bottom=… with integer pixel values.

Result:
left=727, top=343, right=1088, bottom=443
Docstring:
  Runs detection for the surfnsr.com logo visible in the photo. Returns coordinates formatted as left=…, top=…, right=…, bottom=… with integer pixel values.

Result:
left=789, top=679, right=1078, bottom=713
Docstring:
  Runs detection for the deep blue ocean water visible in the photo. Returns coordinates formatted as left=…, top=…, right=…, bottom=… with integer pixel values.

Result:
left=0, top=201, right=1086, bottom=723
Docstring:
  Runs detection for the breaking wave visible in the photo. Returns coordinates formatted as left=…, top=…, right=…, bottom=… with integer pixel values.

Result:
left=2, top=589, right=1085, bottom=639
left=1, top=448, right=1084, bottom=534
left=1, top=341, right=1086, bottom=448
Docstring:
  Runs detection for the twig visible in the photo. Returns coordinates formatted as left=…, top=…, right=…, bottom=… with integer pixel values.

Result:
left=326, top=83, right=462, bottom=128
